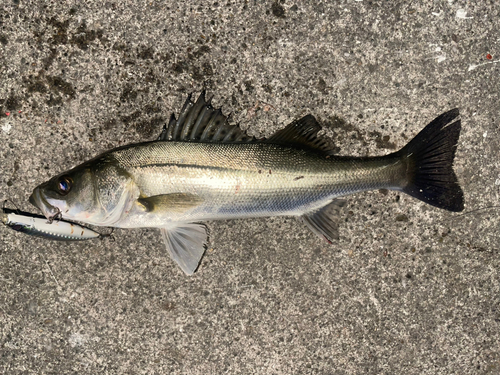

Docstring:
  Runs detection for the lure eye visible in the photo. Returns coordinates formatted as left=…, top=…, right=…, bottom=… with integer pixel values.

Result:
left=57, top=176, right=73, bottom=195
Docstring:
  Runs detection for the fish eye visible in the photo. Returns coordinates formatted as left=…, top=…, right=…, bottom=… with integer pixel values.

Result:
left=57, top=176, right=73, bottom=195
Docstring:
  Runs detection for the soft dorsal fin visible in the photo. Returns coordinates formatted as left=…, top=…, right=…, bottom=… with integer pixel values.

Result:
left=265, top=115, right=336, bottom=155
left=158, top=91, right=254, bottom=143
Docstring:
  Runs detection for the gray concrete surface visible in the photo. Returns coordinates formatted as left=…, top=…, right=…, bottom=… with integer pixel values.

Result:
left=1, top=0, right=499, bottom=374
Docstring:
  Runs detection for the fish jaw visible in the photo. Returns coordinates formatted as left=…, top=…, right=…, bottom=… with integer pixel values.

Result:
left=29, top=186, right=62, bottom=222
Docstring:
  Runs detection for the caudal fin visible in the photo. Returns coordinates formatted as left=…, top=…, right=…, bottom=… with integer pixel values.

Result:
left=399, top=109, right=464, bottom=212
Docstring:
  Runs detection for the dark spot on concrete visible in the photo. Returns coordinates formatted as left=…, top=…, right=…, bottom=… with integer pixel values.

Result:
left=69, top=7, right=78, bottom=15
left=244, top=80, right=254, bottom=92
left=120, top=84, right=138, bottom=102
left=46, top=75, right=76, bottom=99
left=406, top=273, right=412, bottom=279
left=323, top=115, right=364, bottom=144
left=0, top=34, right=8, bottom=45
left=262, top=83, right=272, bottom=93
left=369, top=131, right=397, bottom=149
left=46, top=94, right=63, bottom=107
left=144, top=103, right=162, bottom=114
left=379, top=189, right=388, bottom=195
left=138, top=46, right=154, bottom=60
left=47, top=17, right=70, bottom=45
left=27, top=79, right=48, bottom=94
left=5, top=95, right=21, bottom=111
left=120, top=111, right=142, bottom=125
left=160, top=52, right=171, bottom=63
left=42, top=48, right=58, bottom=69
left=191, top=45, right=210, bottom=59
left=329, top=116, right=347, bottom=130
left=70, top=23, right=104, bottom=50
left=172, top=60, right=189, bottom=74
left=112, top=42, right=129, bottom=53
left=101, top=119, right=117, bottom=132
left=368, top=64, right=378, bottom=73
left=191, top=62, right=213, bottom=81
left=162, top=301, right=176, bottom=311
left=294, top=176, right=304, bottom=181
left=395, top=214, right=408, bottom=222
left=271, top=2, right=286, bottom=18
left=317, top=78, right=327, bottom=94
left=192, top=66, right=203, bottom=81
left=202, top=61, right=213, bottom=76
left=135, top=116, right=165, bottom=139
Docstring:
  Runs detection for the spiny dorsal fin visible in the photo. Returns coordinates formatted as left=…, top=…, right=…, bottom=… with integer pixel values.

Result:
left=265, top=115, right=336, bottom=155
left=158, top=91, right=254, bottom=143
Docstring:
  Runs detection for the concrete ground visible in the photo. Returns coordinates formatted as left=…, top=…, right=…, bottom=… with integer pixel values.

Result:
left=1, top=1, right=499, bottom=374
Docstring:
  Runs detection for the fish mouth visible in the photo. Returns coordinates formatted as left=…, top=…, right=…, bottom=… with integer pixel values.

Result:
left=29, top=188, right=61, bottom=223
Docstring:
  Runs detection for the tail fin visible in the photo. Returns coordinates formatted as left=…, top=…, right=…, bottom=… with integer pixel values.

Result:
left=399, top=109, right=464, bottom=212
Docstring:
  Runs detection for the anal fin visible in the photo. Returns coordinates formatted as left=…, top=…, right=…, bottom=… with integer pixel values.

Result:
left=300, top=199, right=346, bottom=243
left=161, top=223, right=208, bottom=275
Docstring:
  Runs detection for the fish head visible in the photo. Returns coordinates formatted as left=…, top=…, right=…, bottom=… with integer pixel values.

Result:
left=30, top=157, right=138, bottom=226
left=30, top=162, right=98, bottom=223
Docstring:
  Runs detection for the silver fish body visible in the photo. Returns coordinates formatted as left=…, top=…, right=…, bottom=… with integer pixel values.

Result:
left=29, top=92, right=464, bottom=274
left=108, top=141, right=405, bottom=227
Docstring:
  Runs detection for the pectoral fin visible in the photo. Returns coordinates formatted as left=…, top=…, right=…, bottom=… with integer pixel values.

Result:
left=300, top=199, right=346, bottom=243
left=160, top=222, right=208, bottom=275
left=137, top=193, right=203, bottom=214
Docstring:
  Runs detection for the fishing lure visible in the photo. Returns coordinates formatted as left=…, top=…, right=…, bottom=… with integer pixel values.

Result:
left=1, top=207, right=102, bottom=241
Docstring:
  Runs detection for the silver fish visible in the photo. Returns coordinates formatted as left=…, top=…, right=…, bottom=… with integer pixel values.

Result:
left=29, top=92, right=464, bottom=274
left=1, top=207, right=101, bottom=241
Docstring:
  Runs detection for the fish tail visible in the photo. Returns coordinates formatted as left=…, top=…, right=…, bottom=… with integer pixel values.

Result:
left=398, top=108, right=464, bottom=212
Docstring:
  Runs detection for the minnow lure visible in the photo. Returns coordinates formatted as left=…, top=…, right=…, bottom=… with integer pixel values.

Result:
left=1, top=207, right=102, bottom=241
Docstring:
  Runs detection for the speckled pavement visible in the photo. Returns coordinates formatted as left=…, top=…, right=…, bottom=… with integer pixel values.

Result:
left=1, top=1, right=499, bottom=374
